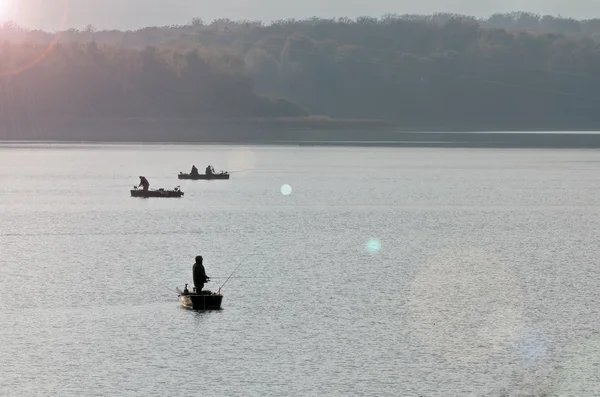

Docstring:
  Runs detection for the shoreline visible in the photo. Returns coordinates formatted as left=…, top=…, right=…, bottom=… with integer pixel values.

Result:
left=1, top=117, right=600, bottom=148
left=4, top=137, right=600, bottom=149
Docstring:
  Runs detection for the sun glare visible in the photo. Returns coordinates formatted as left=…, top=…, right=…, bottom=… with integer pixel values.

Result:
left=0, top=0, right=15, bottom=22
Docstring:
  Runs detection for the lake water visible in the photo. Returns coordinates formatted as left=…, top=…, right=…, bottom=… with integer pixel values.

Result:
left=1, top=143, right=600, bottom=396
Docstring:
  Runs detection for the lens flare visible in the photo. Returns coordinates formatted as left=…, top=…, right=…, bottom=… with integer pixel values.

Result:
left=226, top=147, right=256, bottom=173
left=408, top=248, right=525, bottom=363
left=280, top=184, right=292, bottom=196
left=0, top=0, right=69, bottom=77
left=367, top=238, right=381, bottom=253
left=0, top=0, right=14, bottom=20
left=514, top=329, right=549, bottom=364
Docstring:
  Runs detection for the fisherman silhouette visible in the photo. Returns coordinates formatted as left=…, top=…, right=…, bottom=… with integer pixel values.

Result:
left=138, top=176, right=149, bottom=192
left=193, top=255, right=210, bottom=292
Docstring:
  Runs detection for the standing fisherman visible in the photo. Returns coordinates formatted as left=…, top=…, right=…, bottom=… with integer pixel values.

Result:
left=193, top=255, right=210, bottom=292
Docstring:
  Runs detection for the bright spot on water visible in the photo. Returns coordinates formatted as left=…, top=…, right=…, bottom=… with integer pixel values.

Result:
left=280, top=184, right=292, bottom=196
left=407, top=248, right=525, bottom=363
left=226, top=147, right=257, bottom=172
left=367, top=238, right=381, bottom=253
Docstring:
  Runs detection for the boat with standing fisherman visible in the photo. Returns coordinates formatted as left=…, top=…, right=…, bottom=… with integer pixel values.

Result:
left=175, top=254, right=249, bottom=311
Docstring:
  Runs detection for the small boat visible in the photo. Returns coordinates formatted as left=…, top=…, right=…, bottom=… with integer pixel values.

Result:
left=130, top=186, right=184, bottom=198
left=178, top=172, right=230, bottom=180
left=176, top=284, right=223, bottom=310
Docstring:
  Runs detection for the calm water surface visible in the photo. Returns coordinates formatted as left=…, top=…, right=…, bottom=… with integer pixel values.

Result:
left=1, top=144, right=600, bottom=396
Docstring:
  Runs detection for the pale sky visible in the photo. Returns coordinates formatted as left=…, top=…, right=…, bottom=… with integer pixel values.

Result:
left=2, top=0, right=599, bottom=31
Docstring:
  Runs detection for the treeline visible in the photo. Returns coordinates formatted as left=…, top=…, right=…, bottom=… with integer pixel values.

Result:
left=1, top=14, right=600, bottom=129
left=1, top=13, right=599, bottom=48
left=0, top=42, right=305, bottom=120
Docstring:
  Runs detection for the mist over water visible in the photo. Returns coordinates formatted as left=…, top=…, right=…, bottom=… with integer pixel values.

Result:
left=1, top=143, right=600, bottom=395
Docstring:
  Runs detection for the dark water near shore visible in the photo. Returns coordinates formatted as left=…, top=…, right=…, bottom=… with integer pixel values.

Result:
left=1, top=143, right=600, bottom=396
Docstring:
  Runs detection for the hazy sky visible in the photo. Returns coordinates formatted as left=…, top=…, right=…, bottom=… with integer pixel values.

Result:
left=4, top=0, right=600, bottom=31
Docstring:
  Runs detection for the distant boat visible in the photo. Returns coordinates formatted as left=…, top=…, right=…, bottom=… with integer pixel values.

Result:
left=178, top=172, right=230, bottom=180
left=176, top=285, right=223, bottom=310
left=130, top=186, right=184, bottom=198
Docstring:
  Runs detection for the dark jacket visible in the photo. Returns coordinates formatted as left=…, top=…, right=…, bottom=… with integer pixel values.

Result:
left=139, top=177, right=149, bottom=188
left=193, top=262, right=208, bottom=287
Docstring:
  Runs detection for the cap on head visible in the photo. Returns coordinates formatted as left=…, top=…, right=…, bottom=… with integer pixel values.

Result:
left=195, top=255, right=203, bottom=263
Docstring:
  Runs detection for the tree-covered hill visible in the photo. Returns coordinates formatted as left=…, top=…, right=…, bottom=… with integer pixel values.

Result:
left=1, top=13, right=600, bottom=133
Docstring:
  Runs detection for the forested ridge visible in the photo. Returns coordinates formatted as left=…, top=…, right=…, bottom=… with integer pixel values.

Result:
left=1, top=13, right=600, bottom=133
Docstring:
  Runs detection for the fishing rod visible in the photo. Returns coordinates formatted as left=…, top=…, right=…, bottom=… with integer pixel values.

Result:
left=219, top=254, right=251, bottom=291
left=163, top=285, right=179, bottom=294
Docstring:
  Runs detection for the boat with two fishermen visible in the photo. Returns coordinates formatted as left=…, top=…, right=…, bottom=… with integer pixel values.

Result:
left=179, top=164, right=230, bottom=180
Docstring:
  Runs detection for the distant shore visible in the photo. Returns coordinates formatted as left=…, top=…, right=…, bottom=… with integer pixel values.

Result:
left=2, top=117, right=600, bottom=148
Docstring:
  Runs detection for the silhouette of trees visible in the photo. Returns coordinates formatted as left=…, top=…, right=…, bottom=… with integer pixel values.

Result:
left=1, top=13, right=600, bottom=129
left=0, top=41, right=306, bottom=120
